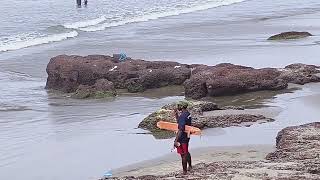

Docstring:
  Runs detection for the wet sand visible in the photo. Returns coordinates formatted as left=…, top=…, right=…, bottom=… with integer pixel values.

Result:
left=115, top=145, right=274, bottom=177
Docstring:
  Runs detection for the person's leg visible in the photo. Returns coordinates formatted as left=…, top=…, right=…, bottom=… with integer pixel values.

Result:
left=181, top=154, right=188, bottom=174
left=185, top=142, right=192, bottom=170
left=187, top=152, right=192, bottom=170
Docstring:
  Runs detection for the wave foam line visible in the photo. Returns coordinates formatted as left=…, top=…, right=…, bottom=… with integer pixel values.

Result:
left=0, top=31, right=78, bottom=52
left=80, top=0, right=246, bottom=32
left=63, top=15, right=107, bottom=29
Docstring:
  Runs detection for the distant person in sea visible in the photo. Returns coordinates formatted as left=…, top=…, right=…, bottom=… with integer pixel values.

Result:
left=76, top=0, right=81, bottom=7
left=174, top=101, right=192, bottom=175
left=84, top=0, right=88, bottom=6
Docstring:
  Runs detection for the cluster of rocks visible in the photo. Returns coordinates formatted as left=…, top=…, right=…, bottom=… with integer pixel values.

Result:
left=138, top=101, right=273, bottom=138
left=184, top=63, right=320, bottom=99
left=103, top=122, right=320, bottom=180
left=266, top=122, right=320, bottom=174
left=45, top=54, right=320, bottom=99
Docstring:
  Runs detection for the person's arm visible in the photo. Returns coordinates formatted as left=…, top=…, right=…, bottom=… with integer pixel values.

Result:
left=174, top=109, right=179, bottom=121
left=174, top=118, right=186, bottom=145
left=174, top=130, right=183, bottom=143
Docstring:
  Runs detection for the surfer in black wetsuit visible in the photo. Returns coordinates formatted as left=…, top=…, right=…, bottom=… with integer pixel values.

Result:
left=174, top=101, right=192, bottom=174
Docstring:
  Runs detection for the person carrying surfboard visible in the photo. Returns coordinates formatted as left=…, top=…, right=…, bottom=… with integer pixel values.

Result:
left=174, top=101, right=192, bottom=174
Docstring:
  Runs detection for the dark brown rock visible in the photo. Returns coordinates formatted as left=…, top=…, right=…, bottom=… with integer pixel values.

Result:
left=185, top=63, right=320, bottom=99
left=45, top=55, right=191, bottom=95
left=46, top=55, right=320, bottom=99
left=268, top=31, right=313, bottom=40
left=185, top=64, right=287, bottom=99
left=266, top=122, right=320, bottom=162
left=279, top=63, right=320, bottom=85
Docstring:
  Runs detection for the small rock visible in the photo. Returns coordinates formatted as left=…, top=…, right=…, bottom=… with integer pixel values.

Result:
left=268, top=31, right=312, bottom=40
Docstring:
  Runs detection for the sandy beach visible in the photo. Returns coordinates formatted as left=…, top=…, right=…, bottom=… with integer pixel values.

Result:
left=114, top=145, right=275, bottom=177
left=110, top=121, right=320, bottom=180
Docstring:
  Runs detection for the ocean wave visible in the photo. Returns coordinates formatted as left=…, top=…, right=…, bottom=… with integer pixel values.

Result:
left=80, top=0, right=246, bottom=32
left=0, top=104, right=31, bottom=112
left=63, top=15, right=107, bottom=29
left=0, top=31, right=78, bottom=52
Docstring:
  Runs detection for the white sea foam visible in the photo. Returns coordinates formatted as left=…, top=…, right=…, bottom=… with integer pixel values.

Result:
left=80, top=0, right=246, bottom=32
left=0, top=0, right=246, bottom=52
left=0, top=31, right=78, bottom=52
left=63, top=16, right=107, bottom=29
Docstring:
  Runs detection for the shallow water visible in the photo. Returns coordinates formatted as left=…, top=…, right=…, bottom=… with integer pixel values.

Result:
left=0, top=0, right=248, bottom=52
left=1, top=0, right=320, bottom=180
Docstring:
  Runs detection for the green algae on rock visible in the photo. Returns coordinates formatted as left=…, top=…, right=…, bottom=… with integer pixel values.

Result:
left=72, top=79, right=117, bottom=99
left=138, top=101, right=218, bottom=139
left=138, top=100, right=273, bottom=139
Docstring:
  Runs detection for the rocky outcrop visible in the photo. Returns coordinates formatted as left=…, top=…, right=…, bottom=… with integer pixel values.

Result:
left=138, top=101, right=220, bottom=138
left=266, top=122, right=320, bottom=163
left=45, top=55, right=190, bottom=95
left=268, top=31, right=313, bottom=40
left=46, top=55, right=320, bottom=99
left=103, top=122, right=320, bottom=180
left=279, top=63, right=320, bottom=85
left=193, top=114, right=273, bottom=129
left=138, top=100, right=272, bottom=138
left=264, top=122, right=320, bottom=176
left=184, top=63, right=320, bottom=99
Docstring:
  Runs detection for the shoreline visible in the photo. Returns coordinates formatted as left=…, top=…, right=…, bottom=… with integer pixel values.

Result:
left=108, top=122, right=320, bottom=180
left=114, top=144, right=275, bottom=177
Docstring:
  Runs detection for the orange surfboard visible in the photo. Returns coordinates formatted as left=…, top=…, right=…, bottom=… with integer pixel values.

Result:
left=156, top=121, right=201, bottom=136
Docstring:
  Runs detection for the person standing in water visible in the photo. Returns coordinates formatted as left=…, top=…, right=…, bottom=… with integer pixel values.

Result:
left=76, top=0, right=81, bottom=7
left=84, top=0, right=88, bottom=6
left=174, top=101, right=192, bottom=174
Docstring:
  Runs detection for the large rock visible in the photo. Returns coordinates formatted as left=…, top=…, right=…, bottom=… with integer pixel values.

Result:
left=268, top=31, right=313, bottom=40
left=184, top=63, right=320, bottom=99
left=279, top=63, right=320, bottom=85
left=266, top=122, right=320, bottom=162
left=184, top=64, right=286, bottom=99
left=45, top=55, right=191, bottom=94
left=266, top=122, right=320, bottom=176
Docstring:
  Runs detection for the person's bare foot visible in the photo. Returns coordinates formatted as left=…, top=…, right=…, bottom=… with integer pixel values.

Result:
left=183, top=171, right=188, bottom=175
left=188, top=166, right=192, bottom=171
